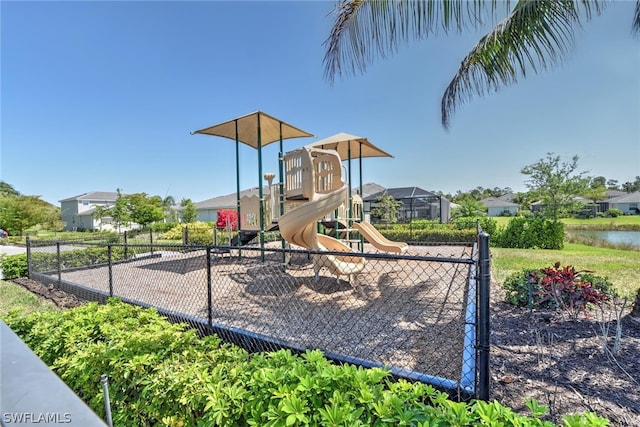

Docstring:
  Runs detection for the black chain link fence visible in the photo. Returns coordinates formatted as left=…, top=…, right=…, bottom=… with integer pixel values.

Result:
left=26, top=234, right=490, bottom=400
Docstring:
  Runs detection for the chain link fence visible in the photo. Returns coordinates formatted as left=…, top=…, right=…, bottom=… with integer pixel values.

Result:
left=26, top=234, right=490, bottom=400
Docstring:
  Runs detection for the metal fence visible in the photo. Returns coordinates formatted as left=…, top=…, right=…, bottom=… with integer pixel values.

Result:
left=26, top=234, right=490, bottom=401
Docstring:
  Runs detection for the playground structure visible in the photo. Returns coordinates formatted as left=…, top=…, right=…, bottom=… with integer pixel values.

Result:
left=279, top=147, right=366, bottom=282
left=193, top=111, right=408, bottom=279
left=236, top=145, right=409, bottom=278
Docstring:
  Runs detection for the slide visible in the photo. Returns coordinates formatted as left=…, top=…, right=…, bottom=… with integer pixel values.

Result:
left=279, top=149, right=365, bottom=281
left=352, top=221, right=409, bottom=254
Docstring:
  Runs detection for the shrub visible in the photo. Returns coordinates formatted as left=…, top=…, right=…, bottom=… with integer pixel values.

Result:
left=2, top=300, right=609, bottom=426
left=0, top=253, right=28, bottom=279
left=450, top=216, right=498, bottom=236
left=379, top=228, right=477, bottom=244
left=503, top=262, right=615, bottom=318
left=161, top=222, right=214, bottom=244
left=494, top=217, right=564, bottom=249
left=148, top=222, right=180, bottom=233
left=604, top=208, right=623, bottom=218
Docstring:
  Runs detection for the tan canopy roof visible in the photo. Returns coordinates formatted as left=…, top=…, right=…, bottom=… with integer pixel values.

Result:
left=306, top=132, right=393, bottom=160
left=191, top=111, right=314, bottom=149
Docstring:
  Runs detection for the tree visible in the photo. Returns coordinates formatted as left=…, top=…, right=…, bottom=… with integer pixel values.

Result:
left=370, top=192, right=401, bottom=224
left=606, top=179, right=620, bottom=190
left=323, top=0, right=640, bottom=128
left=180, top=198, right=198, bottom=223
left=0, top=195, right=55, bottom=235
left=521, top=153, right=591, bottom=221
left=582, top=180, right=607, bottom=206
left=0, top=181, right=20, bottom=198
left=451, top=197, right=487, bottom=219
left=162, top=195, right=178, bottom=222
left=123, top=193, right=166, bottom=228
left=110, top=189, right=132, bottom=232
left=621, top=176, right=640, bottom=192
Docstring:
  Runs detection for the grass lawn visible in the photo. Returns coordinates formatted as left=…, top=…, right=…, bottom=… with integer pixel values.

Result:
left=0, top=280, right=56, bottom=317
left=490, top=243, right=640, bottom=298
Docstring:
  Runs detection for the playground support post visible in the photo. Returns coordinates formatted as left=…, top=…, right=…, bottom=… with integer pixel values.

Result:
left=278, top=124, right=287, bottom=270
left=257, top=114, right=266, bottom=262
left=235, top=120, right=243, bottom=257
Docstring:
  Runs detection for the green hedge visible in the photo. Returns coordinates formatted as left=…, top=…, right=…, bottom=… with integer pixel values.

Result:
left=494, top=217, right=564, bottom=249
left=378, top=228, right=477, bottom=243
left=0, top=247, right=133, bottom=279
left=2, top=301, right=609, bottom=426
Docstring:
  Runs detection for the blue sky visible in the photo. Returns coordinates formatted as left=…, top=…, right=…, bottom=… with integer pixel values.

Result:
left=1, top=1, right=638, bottom=205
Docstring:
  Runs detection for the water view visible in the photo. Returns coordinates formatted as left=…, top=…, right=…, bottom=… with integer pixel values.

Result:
left=571, top=230, right=640, bottom=248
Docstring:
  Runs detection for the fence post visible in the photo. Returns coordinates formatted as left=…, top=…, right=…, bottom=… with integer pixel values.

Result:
left=149, top=229, right=154, bottom=256
left=206, top=246, right=212, bottom=328
left=477, top=232, right=491, bottom=400
left=56, top=242, right=62, bottom=289
left=26, top=237, right=32, bottom=279
left=124, top=231, right=128, bottom=260
left=107, top=244, right=114, bottom=297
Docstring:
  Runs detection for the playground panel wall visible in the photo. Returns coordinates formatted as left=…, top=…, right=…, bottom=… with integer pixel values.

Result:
left=27, top=240, right=478, bottom=397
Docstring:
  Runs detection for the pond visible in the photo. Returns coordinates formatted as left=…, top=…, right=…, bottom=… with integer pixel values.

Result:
left=570, top=230, right=640, bottom=248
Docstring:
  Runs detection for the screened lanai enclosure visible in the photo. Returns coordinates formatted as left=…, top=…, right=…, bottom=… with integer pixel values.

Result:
left=363, top=187, right=451, bottom=224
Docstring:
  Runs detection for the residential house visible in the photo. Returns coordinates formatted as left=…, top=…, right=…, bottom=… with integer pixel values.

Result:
left=480, top=193, right=520, bottom=217
left=60, top=191, right=119, bottom=231
left=194, top=187, right=263, bottom=223
left=606, top=191, right=640, bottom=215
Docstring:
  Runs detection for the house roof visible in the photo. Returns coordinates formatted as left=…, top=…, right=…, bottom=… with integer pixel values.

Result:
left=480, top=197, right=519, bottom=208
left=605, top=189, right=628, bottom=199
left=195, top=187, right=272, bottom=210
left=496, top=192, right=516, bottom=202
left=59, top=191, right=119, bottom=203
left=196, top=182, right=387, bottom=211
left=607, top=191, right=640, bottom=203
left=363, top=187, right=443, bottom=202
left=356, top=183, right=386, bottom=199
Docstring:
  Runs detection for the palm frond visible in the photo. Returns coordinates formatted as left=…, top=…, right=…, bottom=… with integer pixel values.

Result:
left=634, top=0, right=640, bottom=35
left=441, top=0, right=606, bottom=129
left=323, top=0, right=508, bottom=84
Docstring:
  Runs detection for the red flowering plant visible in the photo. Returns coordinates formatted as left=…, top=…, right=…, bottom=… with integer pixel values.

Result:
left=216, top=209, right=238, bottom=231
left=503, top=262, right=616, bottom=319
left=532, top=262, right=615, bottom=318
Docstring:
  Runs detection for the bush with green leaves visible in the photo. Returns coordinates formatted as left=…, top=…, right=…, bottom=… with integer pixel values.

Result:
left=494, top=217, right=564, bottom=249
left=2, top=300, right=609, bottom=426
left=1, top=247, right=134, bottom=279
left=160, top=221, right=230, bottom=244
left=377, top=227, right=477, bottom=244
left=604, top=208, right=623, bottom=218
left=0, top=253, right=28, bottom=279
left=503, top=263, right=616, bottom=318
left=450, top=216, right=498, bottom=237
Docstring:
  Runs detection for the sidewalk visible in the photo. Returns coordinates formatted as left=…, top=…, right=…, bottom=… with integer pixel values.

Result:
left=0, top=245, right=27, bottom=256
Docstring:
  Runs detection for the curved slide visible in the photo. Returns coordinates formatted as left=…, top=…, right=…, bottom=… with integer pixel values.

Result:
left=279, top=184, right=365, bottom=281
left=352, top=221, right=409, bottom=254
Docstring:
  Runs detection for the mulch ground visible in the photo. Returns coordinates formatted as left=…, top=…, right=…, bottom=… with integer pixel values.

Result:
left=9, top=276, right=640, bottom=426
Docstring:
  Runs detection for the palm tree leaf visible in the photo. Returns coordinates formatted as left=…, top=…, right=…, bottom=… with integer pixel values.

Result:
left=323, top=0, right=508, bottom=83
left=441, top=0, right=606, bottom=129
left=634, top=0, right=640, bottom=34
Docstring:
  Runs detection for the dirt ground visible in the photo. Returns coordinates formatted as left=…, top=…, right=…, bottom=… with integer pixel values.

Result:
left=10, top=272, right=640, bottom=426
